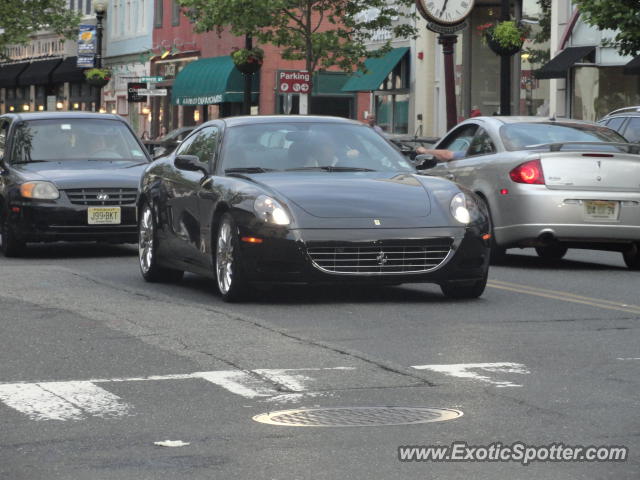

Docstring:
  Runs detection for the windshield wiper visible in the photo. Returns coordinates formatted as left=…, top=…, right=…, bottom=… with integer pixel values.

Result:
left=225, top=167, right=275, bottom=174
left=285, top=166, right=376, bottom=172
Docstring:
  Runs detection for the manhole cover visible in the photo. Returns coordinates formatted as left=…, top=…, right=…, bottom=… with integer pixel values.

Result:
left=253, top=406, right=462, bottom=427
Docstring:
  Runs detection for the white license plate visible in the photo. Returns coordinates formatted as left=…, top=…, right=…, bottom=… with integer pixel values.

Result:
left=583, top=200, right=618, bottom=221
left=88, top=207, right=121, bottom=225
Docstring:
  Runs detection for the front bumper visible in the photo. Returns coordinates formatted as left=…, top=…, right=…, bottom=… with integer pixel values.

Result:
left=494, top=186, right=640, bottom=248
left=9, top=200, right=138, bottom=243
left=237, top=224, right=490, bottom=285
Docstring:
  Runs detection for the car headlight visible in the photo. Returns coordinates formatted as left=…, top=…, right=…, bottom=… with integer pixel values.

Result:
left=254, top=195, right=290, bottom=226
left=450, top=192, right=487, bottom=225
left=450, top=193, right=471, bottom=224
left=20, top=181, right=60, bottom=200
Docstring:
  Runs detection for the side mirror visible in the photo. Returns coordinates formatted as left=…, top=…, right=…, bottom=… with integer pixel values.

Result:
left=175, top=154, right=208, bottom=175
left=414, top=154, right=438, bottom=170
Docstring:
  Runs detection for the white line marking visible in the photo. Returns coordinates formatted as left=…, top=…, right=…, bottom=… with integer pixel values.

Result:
left=194, top=371, right=277, bottom=398
left=0, top=382, right=129, bottom=421
left=412, top=362, right=530, bottom=387
left=0, top=383, right=83, bottom=421
left=254, top=369, right=312, bottom=392
left=42, top=381, right=130, bottom=418
left=617, top=357, right=640, bottom=360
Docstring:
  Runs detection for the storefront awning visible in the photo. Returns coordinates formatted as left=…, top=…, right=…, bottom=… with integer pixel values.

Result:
left=51, top=57, right=87, bottom=84
left=535, top=46, right=595, bottom=79
left=341, top=47, right=409, bottom=92
left=172, top=56, right=258, bottom=106
left=312, top=72, right=351, bottom=96
left=623, top=55, right=640, bottom=75
left=0, top=62, right=29, bottom=88
left=17, top=58, right=63, bottom=86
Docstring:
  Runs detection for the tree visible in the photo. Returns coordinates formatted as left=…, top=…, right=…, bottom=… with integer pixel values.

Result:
left=573, top=0, right=640, bottom=56
left=179, top=0, right=417, bottom=73
left=0, top=0, right=81, bottom=59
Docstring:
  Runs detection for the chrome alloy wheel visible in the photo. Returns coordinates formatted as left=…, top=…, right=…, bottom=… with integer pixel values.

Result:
left=139, top=205, right=154, bottom=275
left=216, top=219, right=234, bottom=295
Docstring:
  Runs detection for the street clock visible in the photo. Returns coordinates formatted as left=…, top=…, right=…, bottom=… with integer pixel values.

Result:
left=416, top=0, right=475, bottom=26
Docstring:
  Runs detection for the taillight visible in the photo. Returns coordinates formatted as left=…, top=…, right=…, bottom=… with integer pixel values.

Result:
left=509, top=159, right=545, bottom=184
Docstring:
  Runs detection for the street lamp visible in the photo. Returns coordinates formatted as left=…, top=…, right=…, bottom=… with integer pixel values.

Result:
left=93, top=0, right=109, bottom=112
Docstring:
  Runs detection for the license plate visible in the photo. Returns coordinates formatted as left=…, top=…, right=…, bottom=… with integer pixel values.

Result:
left=583, top=200, right=618, bottom=221
left=88, top=207, right=121, bottom=225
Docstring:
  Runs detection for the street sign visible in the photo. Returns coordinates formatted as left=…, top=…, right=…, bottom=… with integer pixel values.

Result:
left=278, top=70, right=312, bottom=94
left=136, top=89, right=168, bottom=96
left=141, top=76, right=164, bottom=82
left=127, top=82, right=147, bottom=102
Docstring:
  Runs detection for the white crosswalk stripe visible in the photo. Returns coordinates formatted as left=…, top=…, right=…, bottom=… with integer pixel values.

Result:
left=0, top=363, right=529, bottom=421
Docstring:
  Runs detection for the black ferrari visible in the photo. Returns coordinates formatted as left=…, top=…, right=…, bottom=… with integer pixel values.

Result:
left=137, top=115, right=491, bottom=301
left=0, top=112, right=151, bottom=256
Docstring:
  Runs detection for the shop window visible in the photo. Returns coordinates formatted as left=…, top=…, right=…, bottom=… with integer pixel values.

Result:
left=154, top=0, right=163, bottom=27
left=572, top=67, right=640, bottom=121
left=172, top=0, right=181, bottom=26
left=374, top=94, right=409, bottom=134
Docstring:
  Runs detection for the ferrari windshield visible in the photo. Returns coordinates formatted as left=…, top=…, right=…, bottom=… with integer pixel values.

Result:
left=221, top=122, right=414, bottom=173
left=10, top=119, right=148, bottom=164
left=500, top=122, right=627, bottom=151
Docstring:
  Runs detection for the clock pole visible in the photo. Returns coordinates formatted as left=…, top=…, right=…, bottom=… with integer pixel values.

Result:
left=438, top=35, right=458, bottom=130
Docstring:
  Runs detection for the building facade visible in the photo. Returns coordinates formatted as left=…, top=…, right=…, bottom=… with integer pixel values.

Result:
left=543, top=0, right=640, bottom=121
left=0, top=1, right=100, bottom=115
left=103, top=0, right=154, bottom=136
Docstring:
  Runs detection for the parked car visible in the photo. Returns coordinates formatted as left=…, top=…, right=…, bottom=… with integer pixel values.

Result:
left=421, top=116, right=640, bottom=269
left=143, top=126, right=194, bottom=158
left=598, top=106, right=640, bottom=143
left=0, top=112, right=151, bottom=256
left=385, top=133, right=439, bottom=159
left=137, top=115, right=491, bottom=302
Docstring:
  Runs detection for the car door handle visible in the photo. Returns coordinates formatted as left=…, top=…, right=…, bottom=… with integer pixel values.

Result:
left=446, top=174, right=455, bottom=180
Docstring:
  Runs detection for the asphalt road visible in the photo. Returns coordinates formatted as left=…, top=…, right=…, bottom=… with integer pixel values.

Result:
left=0, top=243, right=638, bottom=479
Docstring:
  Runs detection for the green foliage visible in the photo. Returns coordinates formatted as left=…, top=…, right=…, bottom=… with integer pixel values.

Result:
left=231, top=47, right=264, bottom=65
left=0, top=0, right=81, bottom=59
left=478, top=20, right=527, bottom=50
left=84, top=68, right=112, bottom=81
left=178, top=0, right=417, bottom=73
left=574, top=0, right=640, bottom=56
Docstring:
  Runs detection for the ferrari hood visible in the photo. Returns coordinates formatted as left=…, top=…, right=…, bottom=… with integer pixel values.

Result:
left=249, top=172, right=431, bottom=218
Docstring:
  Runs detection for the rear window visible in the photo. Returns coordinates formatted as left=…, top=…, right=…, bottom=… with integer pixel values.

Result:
left=10, top=118, right=148, bottom=164
left=500, top=122, right=627, bottom=151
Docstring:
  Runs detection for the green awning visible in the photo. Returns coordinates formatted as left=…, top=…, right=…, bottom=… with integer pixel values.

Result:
left=312, top=72, right=350, bottom=96
left=172, top=56, right=258, bottom=106
left=341, top=47, right=409, bottom=92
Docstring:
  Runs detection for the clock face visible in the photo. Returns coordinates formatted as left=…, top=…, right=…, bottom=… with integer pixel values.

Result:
left=417, top=0, right=475, bottom=25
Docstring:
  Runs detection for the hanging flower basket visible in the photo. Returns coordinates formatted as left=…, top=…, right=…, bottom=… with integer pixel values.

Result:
left=84, top=68, right=112, bottom=87
left=231, top=47, right=264, bottom=75
left=478, top=20, right=527, bottom=56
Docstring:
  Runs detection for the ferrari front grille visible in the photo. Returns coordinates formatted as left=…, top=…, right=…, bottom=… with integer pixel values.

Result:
left=307, top=239, right=453, bottom=275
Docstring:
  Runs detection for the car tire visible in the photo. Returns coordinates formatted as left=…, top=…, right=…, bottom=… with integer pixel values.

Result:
left=535, top=245, right=568, bottom=260
left=0, top=206, right=25, bottom=258
left=479, top=197, right=506, bottom=264
left=215, top=213, right=248, bottom=302
left=138, top=203, right=184, bottom=283
left=622, top=243, right=640, bottom=270
left=440, top=272, right=488, bottom=299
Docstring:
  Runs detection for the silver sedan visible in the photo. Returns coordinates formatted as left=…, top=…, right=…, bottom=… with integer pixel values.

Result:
left=422, top=116, right=640, bottom=269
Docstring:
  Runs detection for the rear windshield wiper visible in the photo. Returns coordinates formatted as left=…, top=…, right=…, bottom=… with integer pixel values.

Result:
left=286, top=166, right=376, bottom=172
left=225, top=167, right=275, bottom=174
